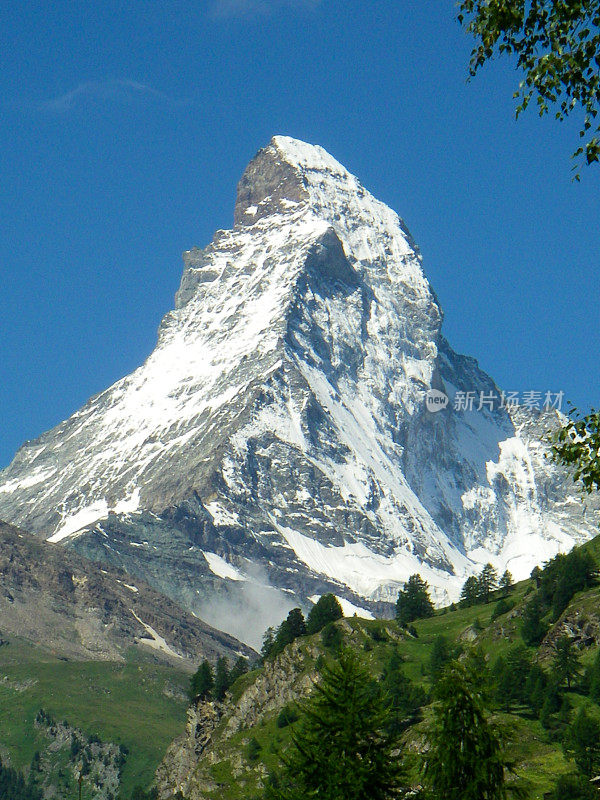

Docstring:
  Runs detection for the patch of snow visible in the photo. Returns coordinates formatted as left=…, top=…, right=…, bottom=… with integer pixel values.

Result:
left=205, top=501, right=240, bottom=527
left=202, top=551, right=246, bottom=582
left=130, top=610, right=181, bottom=658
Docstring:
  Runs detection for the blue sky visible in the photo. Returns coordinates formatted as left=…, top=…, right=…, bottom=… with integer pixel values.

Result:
left=0, top=0, right=598, bottom=467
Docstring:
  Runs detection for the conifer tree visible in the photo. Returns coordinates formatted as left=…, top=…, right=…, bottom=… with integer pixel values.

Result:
left=423, top=662, right=520, bottom=800
left=189, top=660, right=214, bottom=701
left=563, top=707, right=600, bottom=777
left=477, top=563, right=499, bottom=604
left=306, top=594, right=343, bottom=634
left=553, top=637, right=581, bottom=690
left=214, top=656, right=230, bottom=701
left=395, top=574, right=435, bottom=625
left=521, top=595, right=548, bottom=647
left=264, top=650, right=405, bottom=800
left=460, top=576, right=480, bottom=607
left=499, top=570, right=513, bottom=595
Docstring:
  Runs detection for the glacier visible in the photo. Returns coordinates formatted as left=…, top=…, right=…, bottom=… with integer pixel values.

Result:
left=0, top=135, right=597, bottom=644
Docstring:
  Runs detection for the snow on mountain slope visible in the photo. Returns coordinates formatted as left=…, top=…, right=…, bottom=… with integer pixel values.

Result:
left=0, top=136, right=597, bottom=641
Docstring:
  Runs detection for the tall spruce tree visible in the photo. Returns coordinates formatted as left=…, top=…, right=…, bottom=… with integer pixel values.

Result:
left=264, top=650, right=405, bottom=800
left=395, top=574, right=435, bottom=625
left=478, top=563, right=499, bottom=604
left=423, top=662, right=520, bottom=800
left=460, top=576, right=480, bottom=607
left=214, top=656, right=230, bottom=701
left=553, top=637, right=581, bottom=690
left=563, top=707, right=600, bottom=777
left=189, top=660, right=214, bottom=701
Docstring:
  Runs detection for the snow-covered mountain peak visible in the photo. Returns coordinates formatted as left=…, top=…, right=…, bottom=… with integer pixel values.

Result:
left=0, top=136, right=597, bottom=644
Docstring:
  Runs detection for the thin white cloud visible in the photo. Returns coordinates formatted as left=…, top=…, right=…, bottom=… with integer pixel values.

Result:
left=211, top=0, right=321, bottom=19
left=40, top=79, right=188, bottom=112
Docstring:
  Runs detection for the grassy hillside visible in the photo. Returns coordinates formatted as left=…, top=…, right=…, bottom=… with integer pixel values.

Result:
left=0, top=636, right=189, bottom=798
left=157, top=544, right=600, bottom=800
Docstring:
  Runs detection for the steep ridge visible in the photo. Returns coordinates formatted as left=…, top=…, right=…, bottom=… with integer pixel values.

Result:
left=0, top=521, right=252, bottom=664
left=0, top=136, right=597, bottom=644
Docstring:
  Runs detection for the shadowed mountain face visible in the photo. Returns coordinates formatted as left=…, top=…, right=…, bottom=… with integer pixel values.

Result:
left=0, top=136, right=597, bottom=644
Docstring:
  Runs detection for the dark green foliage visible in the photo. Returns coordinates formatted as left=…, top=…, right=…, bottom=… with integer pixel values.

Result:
left=381, top=648, right=427, bottom=734
left=429, top=635, right=454, bottom=681
left=0, top=758, right=42, bottom=800
left=246, top=737, right=262, bottom=764
left=550, top=771, right=597, bottom=800
left=214, top=656, right=230, bottom=701
left=189, top=659, right=214, bottom=701
left=306, top=594, right=343, bottom=634
left=478, top=563, right=499, bottom=604
left=552, top=409, right=600, bottom=491
left=276, top=703, right=300, bottom=729
left=585, top=650, right=600, bottom=702
left=321, top=621, right=343, bottom=653
left=457, top=0, right=600, bottom=170
left=130, top=788, right=158, bottom=800
left=491, top=597, right=514, bottom=621
left=553, top=637, right=581, bottom=690
left=531, top=566, right=542, bottom=588
left=499, top=569, right=513, bottom=595
left=395, top=574, right=434, bottom=625
left=563, top=707, right=600, bottom=776
left=521, top=595, right=548, bottom=647
left=265, top=609, right=308, bottom=659
left=492, top=645, right=531, bottom=711
left=538, top=550, right=596, bottom=620
left=423, top=662, right=520, bottom=800
left=264, top=650, right=405, bottom=800
left=229, top=655, right=250, bottom=685
left=524, top=664, right=549, bottom=717
left=460, top=576, right=480, bottom=607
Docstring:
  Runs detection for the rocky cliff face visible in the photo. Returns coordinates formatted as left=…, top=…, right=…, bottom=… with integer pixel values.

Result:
left=0, top=136, right=597, bottom=645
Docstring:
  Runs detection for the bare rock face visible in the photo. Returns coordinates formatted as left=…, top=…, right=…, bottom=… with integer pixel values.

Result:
left=0, top=136, right=597, bottom=646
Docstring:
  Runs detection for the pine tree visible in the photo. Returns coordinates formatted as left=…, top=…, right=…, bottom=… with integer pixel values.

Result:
left=229, top=655, right=250, bottom=685
left=395, top=574, right=435, bottom=625
left=306, top=594, right=343, bottom=634
left=499, top=569, right=513, bottom=595
left=264, top=650, right=405, bottom=800
left=460, top=576, right=480, bottom=607
left=423, top=662, right=520, bottom=800
left=189, top=659, right=214, bottom=701
left=553, top=637, right=581, bottom=690
left=429, top=635, right=452, bottom=681
left=477, top=563, right=499, bottom=604
left=273, top=608, right=307, bottom=656
left=563, top=707, right=600, bottom=777
left=521, top=595, right=548, bottom=647
left=214, top=656, right=230, bottom=701
left=261, top=627, right=276, bottom=660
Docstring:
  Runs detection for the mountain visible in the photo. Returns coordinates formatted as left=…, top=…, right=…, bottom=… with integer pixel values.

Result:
left=0, top=520, right=252, bottom=665
left=0, top=136, right=597, bottom=646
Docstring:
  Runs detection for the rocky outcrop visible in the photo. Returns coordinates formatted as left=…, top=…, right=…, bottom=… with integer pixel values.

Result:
left=156, top=639, right=318, bottom=799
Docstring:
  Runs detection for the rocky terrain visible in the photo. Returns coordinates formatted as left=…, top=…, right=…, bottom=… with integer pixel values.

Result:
left=0, top=521, right=252, bottom=665
left=0, top=136, right=597, bottom=646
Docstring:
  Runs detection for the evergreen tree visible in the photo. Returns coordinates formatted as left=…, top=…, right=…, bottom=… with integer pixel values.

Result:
left=429, top=635, right=453, bottom=681
left=423, top=662, right=520, bottom=800
left=460, top=576, right=480, bottom=607
left=261, top=627, right=276, bottom=660
left=264, top=650, right=405, bottom=800
left=477, top=563, right=499, bottom=604
left=306, top=594, right=343, bottom=634
left=189, top=659, right=214, bottom=701
left=273, top=608, right=307, bottom=656
left=381, top=647, right=427, bottom=734
left=550, top=772, right=596, bottom=800
left=531, top=566, right=542, bottom=589
left=521, top=595, right=548, bottom=647
left=553, top=637, right=581, bottom=690
left=214, top=656, right=230, bottom=701
left=499, top=570, right=513, bottom=595
left=395, top=574, right=435, bottom=625
left=563, top=707, right=600, bottom=777
left=492, top=646, right=531, bottom=712
left=229, top=655, right=250, bottom=685
left=585, top=651, right=600, bottom=703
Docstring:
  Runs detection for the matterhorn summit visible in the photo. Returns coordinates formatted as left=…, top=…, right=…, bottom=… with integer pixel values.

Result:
left=0, top=136, right=596, bottom=645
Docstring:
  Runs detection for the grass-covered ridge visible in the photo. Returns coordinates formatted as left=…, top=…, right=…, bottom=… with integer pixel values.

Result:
left=157, top=536, right=600, bottom=800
